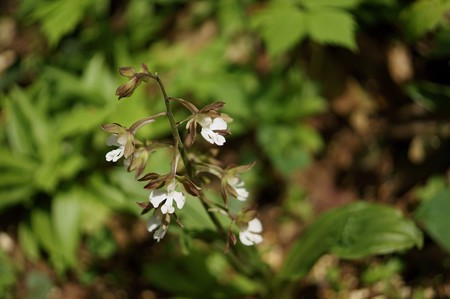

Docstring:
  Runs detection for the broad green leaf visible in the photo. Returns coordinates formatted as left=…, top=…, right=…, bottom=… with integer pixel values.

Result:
left=52, top=191, right=81, bottom=267
left=18, top=223, right=40, bottom=261
left=416, top=187, right=450, bottom=253
left=306, top=8, right=357, bottom=50
left=400, top=0, right=449, bottom=40
left=330, top=204, right=422, bottom=258
left=300, top=0, right=362, bottom=9
left=252, top=4, right=307, bottom=56
left=279, top=202, right=422, bottom=281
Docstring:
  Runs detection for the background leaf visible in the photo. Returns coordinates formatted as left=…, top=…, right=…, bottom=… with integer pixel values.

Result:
left=415, top=187, right=450, bottom=253
left=279, top=202, right=423, bottom=281
left=306, top=8, right=357, bottom=50
left=252, top=4, right=307, bottom=56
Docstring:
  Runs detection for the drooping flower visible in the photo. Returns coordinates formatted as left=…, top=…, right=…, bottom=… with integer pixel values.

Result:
left=149, top=181, right=185, bottom=214
left=221, top=162, right=255, bottom=204
left=102, top=123, right=135, bottom=162
left=147, top=210, right=170, bottom=242
left=226, top=176, right=249, bottom=201
left=105, top=134, right=126, bottom=162
left=197, top=114, right=228, bottom=146
left=239, top=218, right=263, bottom=246
left=184, top=102, right=232, bottom=146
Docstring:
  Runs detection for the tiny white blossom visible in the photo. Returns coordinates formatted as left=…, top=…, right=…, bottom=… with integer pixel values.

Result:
left=227, top=176, right=249, bottom=201
left=147, top=212, right=167, bottom=242
left=105, top=134, right=127, bottom=162
left=198, top=115, right=227, bottom=146
left=239, top=218, right=263, bottom=246
left=149, top=181, right=185, bottom=214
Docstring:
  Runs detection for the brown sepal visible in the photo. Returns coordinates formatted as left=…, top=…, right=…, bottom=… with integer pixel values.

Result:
left=138, top=172, right=160, bottom=181
left=201, top=101, right=225, bottom=113
left=136, top=201, right=154, bottom=215
left=181, top=179, right=201, bottom=197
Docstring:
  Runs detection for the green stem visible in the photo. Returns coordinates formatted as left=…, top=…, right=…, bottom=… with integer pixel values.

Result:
left=152, top=74, right=227, bottom=238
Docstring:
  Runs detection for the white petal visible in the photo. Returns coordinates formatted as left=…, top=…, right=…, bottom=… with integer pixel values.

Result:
left=161, top=199, right=174, bottom=214
left=248, top=218, right=263, bottom=233
left=105, top=147, right=124, bottom=162
left=212, top=133, right=226, bottom=146
left=172, top=191, right=186, bottom=209
left=210, top=117, right=227, bottom=131
left=200, top=128, right=215, bottom=144
left=149, top=189, right=167, bottom=209
left=239, top=231, right=263, bottom=246
left=235, top=187, right=249, bottom=201
left=147, top=214, right=162, bottom=232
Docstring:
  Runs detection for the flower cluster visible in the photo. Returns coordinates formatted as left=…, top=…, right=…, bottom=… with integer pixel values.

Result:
left=102, top=64, right=263, bottom=247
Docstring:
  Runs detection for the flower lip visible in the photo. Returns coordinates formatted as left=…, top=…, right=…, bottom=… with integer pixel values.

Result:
left=149, top=181, right=186, bottom=214
left=239, top=218, right=263, bottom=246
left=198, top=115, right=228, bottom=146
left=226, top=176, right=249, bottom=201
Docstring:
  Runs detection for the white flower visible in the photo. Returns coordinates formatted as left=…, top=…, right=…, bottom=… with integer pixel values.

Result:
left=105, top=134, right=127, bottom=162
left=149, top=181, right=185, bottom=214
left=197, top=115, right=227, bottom=146
left=227, top=176, right=249, bottom=201
left=239, top=218, right=263, bottom=246
left=147, top=212, right=167, bottom=242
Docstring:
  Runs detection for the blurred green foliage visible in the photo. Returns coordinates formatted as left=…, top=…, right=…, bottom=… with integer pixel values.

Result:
left=1, top=0, right=449, bottom=297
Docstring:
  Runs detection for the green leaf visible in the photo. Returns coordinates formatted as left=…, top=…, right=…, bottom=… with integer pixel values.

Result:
left=306, top=8, right=357, bottom=50
left=4, top=90, right=34, bottom=156
left=31, top=209, right=57, bottom=255
left=300, top=0, right=362, bottom=9
left=18, top=223, right=40, bottom=262
left=330, top=203, right=423, bottom=258
left=416, top=187, right=450, bottom=253
left=257, top=124, right=321, bottom=175
left=400, top=0, right=450, bottom=40
left=252, top=4, right=307, bottom=56
left=279, top=202, right=422, bottom=281
left=52, top=191, right=81, bottom=267
left=31, top=0, right=93, bottom=46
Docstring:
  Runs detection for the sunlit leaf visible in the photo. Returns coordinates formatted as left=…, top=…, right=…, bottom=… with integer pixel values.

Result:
left=252, top=4, right=307, bottom=56
left=31, top=0, right=95, bottom=46
left=306, top=8, right=357, bottom=50
left=400, top=0, right=450, bottom=40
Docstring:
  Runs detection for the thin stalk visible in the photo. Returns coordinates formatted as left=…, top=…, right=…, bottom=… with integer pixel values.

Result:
left=151, top=74, right=227, bottom=238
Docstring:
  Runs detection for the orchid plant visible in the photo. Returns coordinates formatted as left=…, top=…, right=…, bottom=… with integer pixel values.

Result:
left=102, top=64, right=262, bottom=249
